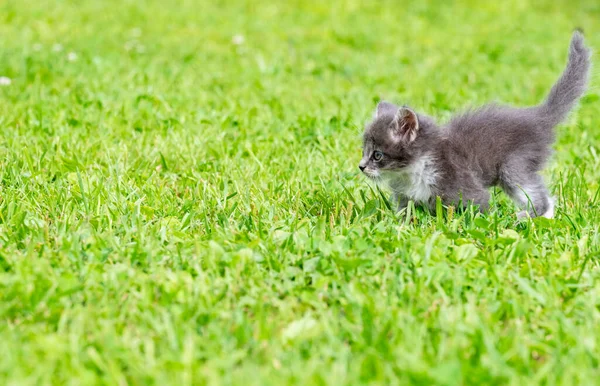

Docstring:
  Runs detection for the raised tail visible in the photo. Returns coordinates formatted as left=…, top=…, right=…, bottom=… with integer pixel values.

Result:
left=540, top=31, right=591, bottom=125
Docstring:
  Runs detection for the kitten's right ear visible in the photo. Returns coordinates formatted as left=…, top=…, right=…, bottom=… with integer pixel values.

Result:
left=374, top=101, right=398, bottom=119
left=391, top=107, right=419, bottom=143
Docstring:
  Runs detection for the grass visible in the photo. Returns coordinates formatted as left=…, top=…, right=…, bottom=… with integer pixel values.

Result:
left=0, top=0, right=600, bottom=384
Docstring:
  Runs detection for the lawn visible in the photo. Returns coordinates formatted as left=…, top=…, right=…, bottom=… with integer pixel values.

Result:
left=1, top=0, right=599, bottom=384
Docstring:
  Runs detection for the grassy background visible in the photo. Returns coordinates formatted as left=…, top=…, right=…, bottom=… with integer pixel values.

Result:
left=1, top=0, right=599, bottom=384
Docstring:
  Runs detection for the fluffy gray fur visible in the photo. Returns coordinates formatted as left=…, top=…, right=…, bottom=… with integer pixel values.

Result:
left=359, top=31, right=591, bottom=218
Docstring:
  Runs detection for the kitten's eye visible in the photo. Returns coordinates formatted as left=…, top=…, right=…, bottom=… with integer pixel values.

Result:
left=373, top=151, right=384, bottom=161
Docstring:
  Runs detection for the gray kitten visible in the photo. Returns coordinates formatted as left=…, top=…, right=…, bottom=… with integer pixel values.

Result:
left=360, top=31, right=591, bottom=218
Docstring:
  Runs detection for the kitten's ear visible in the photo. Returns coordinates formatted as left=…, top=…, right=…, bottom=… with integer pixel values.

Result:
left=392, top=107, right=419, bottom=143
left=374, top=101, right=398, bottom=119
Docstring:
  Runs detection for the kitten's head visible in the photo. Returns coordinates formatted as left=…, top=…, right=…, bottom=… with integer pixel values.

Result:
left=359, top=101, right=428, bottom=179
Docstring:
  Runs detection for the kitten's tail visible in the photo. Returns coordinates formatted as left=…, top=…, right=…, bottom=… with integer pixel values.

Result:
left=540, top=31, right=591, bottom=126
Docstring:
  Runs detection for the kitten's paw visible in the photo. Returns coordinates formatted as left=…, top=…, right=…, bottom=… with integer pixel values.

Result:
left=516, top=211, right=530, bottom=221
left=395, top=198, right=409, bottom=213
left=541, top=197, right=555, bottom=219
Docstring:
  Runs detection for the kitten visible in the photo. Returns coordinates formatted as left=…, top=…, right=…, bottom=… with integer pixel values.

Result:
left=359, top=31, right=591, bottom=218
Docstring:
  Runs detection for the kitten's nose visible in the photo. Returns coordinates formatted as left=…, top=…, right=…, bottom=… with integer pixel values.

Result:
left=359, top=165, right=365, bottom=172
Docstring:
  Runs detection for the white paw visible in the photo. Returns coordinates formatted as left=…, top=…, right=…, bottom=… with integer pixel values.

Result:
left=541, top=197, right=555, bottom=219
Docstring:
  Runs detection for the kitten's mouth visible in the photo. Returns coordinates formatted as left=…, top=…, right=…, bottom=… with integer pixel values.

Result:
left=362, top=169, right=380, bottom=180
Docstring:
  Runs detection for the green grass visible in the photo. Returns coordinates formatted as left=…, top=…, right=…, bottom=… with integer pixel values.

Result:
left=1, top=0, right=599, bottom=384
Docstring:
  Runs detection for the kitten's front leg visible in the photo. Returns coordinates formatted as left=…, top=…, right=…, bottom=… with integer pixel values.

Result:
left=391, top=193, right=410, bottom=212
left=439, top=185, right=490, bottom=213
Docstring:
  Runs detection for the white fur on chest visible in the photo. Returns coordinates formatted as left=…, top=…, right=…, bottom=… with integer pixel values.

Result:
left=382, top=153, right=438, bottom=204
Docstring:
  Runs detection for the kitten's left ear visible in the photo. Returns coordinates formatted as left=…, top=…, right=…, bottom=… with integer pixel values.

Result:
left=392, top=107, right=419, bottom=143
left=374, top=101, right=397, bottom=119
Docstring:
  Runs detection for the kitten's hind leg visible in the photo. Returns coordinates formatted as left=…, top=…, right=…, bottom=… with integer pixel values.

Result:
left=501, top=173, right=553, bottom=218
